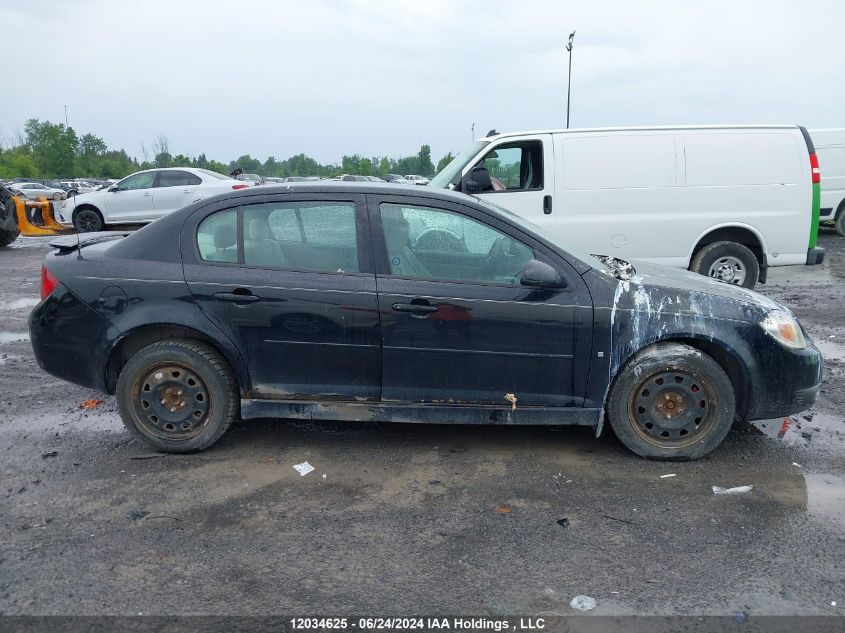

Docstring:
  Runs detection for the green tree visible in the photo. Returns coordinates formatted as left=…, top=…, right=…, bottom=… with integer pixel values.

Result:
left=378, top=157, right=391, bottom=175
left=24, top=119, right=79, bottom=177
left=436, top=152, right=454, bottom=173
left=417, top=144, right=435, bottom=176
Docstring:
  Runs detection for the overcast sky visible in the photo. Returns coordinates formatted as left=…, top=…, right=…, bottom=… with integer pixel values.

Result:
left=2, top=0, right=844, bottom=165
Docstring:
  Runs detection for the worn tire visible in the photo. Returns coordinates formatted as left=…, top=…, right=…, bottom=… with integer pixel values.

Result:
left=74, top=207, right=104, bottom=232
left=835, top=204, right=845, bottom=237
left=116, top=339, right=238, bottom=453
left=0, top=227, right=19, bottom=248
left=690, top=241, right=759, bottom=289
left=607, top=342, right=735, bottom=460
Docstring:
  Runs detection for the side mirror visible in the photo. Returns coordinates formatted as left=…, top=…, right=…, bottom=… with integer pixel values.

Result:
left=108, top=186, right=118, bottom=192
left=519, top=260, right=566, bottom=289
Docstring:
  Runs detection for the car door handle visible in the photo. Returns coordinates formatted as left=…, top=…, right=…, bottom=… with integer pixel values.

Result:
left=213, top=291, right=261, bottom=303
left=392, top=302, right=438, bottom=315
left=143, top=192, right=152, bottom=196
left=543, top=194, right=553, bottom=214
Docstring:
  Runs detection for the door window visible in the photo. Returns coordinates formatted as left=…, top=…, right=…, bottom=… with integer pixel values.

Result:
left=244, top=201, right=359, bottom=272
left=158, top=170, right=202, bottom=187
left=380, top=203, right=534, bottom=284
left=471, top=141, right=543, bottom=192
left=197, top=209, right=238, bottom=263
left=116, top=172, right=157, bottom=191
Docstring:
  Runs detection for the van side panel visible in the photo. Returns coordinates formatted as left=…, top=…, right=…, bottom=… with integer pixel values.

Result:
left=680, top=129, right=811, bottom=267
left=555, top=132, right=683, bottom=263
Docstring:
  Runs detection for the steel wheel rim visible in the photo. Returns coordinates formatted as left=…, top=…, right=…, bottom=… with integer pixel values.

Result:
left=708, top=256, right=745, bottom=285
left=131, top=363, right=212, bottom=441
left=77, top=212, right=99, bottom=232
left=627, top=368, right=718, bottom=448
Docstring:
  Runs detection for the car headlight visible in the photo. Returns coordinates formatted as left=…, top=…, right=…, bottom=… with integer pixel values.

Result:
left=760, top=310, right=807, bottom=350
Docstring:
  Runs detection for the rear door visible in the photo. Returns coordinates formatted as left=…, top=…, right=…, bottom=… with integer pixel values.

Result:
left=465, top=134, right=555, bottom=233
left=182, top=192, right=380, bottom=400
left=368, top=192, right=593, bottom=407
left=153, top=170, right=202, bottom=218
left=103, top=171, right=157, bottom=222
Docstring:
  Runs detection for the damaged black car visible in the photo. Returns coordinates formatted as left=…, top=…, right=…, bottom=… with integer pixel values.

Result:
left=29, top=184, right=823, bottom=459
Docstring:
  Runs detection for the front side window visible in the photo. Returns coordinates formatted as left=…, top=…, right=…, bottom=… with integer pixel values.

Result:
left=117, top=172, right=157, bottom=191
left=158, top=170, right=202, bottom=187
left=197, top=209, right=238, bottom=263
left=380, top=203, right=534, bottom=284
left=471, top=141, right=543, bottom=192
left=244, top=201, right=359, bottom=272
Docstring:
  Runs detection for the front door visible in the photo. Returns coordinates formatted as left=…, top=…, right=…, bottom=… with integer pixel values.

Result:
left=182, top=193, right=380, bottom=400
left=369, top=194, right=592, bottom=407
left=467, top=134, right=556, bottom=234
left=104, top=171, right=156, bottom=222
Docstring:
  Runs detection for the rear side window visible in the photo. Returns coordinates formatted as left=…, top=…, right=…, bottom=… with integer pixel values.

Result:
left=243, top=201, right=359, bottom=272
left=159, top=170, right=202, bottom=187
left=197, top=209, right=238, bottom=263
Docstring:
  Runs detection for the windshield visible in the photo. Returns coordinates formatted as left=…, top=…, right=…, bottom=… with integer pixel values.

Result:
left=474, top=197, right=609, bottom=271
left=429, top=140, right=490, bottom=189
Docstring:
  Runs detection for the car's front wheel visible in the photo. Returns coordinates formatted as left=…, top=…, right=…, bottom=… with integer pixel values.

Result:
left=606, top=342, right=735, bottom=460
left=835, top=204, right=845, bottom=237
left=74, top=208, right=104, bottom=232
left=52, top=192, right=62, bottom=201
left=116, top=339, right=238, bottom=453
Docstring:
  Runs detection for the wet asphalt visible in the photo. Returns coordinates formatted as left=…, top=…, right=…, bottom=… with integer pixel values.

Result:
left=0, top=231, right=842, bottom=617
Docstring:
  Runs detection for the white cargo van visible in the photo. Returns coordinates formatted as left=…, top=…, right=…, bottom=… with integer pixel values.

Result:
left=430, top=125, right=824, bottom=288
left=810, top=128, right=845, bottom=236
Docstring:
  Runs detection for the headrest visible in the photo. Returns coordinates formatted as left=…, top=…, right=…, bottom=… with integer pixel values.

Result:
left=213, top=223, right=236, bottom=249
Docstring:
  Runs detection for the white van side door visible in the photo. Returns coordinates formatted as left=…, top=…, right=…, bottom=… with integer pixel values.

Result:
left=463, top=134, right=555, bottom=233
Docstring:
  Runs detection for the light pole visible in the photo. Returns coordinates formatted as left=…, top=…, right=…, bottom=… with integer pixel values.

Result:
left=565, top=31, right=575, bottom=129
left=471, top=122, right=475, bottom=141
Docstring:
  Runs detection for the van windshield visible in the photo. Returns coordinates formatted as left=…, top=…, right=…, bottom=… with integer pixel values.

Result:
left=474, top=197, right=609, bottom=272
left=429, top=140, right=490, bottom=189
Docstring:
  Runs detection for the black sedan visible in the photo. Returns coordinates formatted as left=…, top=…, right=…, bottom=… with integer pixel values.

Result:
left=29, top=184, right=823, bottom=459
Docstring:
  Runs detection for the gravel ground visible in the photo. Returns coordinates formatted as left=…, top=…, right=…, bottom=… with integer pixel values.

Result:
left=0, top=230, right=842, bottom=617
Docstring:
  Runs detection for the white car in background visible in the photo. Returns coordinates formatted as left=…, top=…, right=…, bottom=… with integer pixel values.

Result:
left=10, top=182, right=66, bottom=201
left=57, top=168, right=248, bottom=232
left=404, top=174, right=430, bottom=185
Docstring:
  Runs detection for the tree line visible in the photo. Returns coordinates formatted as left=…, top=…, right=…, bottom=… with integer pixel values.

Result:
left=0, top=119, right=456, bottom=180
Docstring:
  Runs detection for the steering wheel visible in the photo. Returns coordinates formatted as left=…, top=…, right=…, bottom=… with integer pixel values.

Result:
left=415, top=227, right=467, bottom=253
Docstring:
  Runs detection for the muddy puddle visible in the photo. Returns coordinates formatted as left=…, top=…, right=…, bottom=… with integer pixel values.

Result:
left=0, top=331, right=29, bottom=344
left=751, top=411, right=844, bottom=447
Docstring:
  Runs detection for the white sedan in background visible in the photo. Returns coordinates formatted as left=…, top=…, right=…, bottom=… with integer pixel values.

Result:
left=11, top=182, right=66, bottom=201
left=57, top=168, right=249, bottom=232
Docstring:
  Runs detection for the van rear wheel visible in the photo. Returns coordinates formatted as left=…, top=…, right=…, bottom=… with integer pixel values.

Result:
left=835, top=205, right=845, bottom=237
left=690, top=241, right=759, bottom=289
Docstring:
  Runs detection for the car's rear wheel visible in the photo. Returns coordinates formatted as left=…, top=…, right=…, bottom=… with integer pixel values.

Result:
left=116, top=340, right=237, bottom=453
left=607, top=342, right=735, bottom=460
left=52, top=192, right=62, bottom=201
left=690, top=241, right=759, bottom=289
left=74, top=208, right=104, bottom=232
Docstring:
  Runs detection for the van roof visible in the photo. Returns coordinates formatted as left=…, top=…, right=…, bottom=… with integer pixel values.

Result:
left=483, top=124, right=801, bottom=141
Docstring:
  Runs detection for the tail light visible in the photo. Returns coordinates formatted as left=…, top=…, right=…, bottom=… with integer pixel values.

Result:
left=231, top=184, right=249, bottom=190
left=810, top=153, right=820, bottom=184
left=40, top=265, right=59, bottom=301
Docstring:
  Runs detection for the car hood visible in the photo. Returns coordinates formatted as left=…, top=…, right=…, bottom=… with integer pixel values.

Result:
left=592, top=256, right=785, bottom=321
